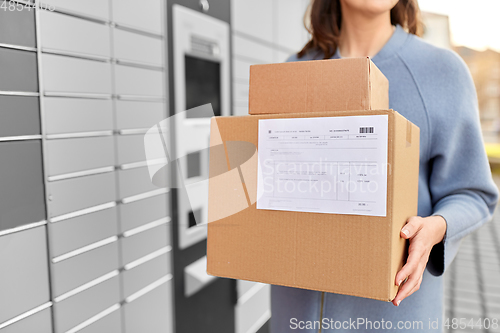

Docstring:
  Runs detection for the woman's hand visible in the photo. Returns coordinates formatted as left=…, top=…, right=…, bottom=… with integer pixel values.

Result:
left=392, top=215, right=447, bottom=306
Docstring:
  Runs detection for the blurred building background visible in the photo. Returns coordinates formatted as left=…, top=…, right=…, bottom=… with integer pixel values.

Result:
left=0, top=1, right=499, bottom=333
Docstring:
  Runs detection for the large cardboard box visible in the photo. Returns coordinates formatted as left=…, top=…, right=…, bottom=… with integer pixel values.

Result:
left=207, top=59, right=419, bottom=302
left=249, top=57, right=389, bottom=115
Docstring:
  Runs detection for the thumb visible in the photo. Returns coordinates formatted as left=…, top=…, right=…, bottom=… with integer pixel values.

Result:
left=401, top=216, right=422, bottom=239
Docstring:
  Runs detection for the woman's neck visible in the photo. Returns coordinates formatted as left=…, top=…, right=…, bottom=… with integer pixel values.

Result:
left=338, top=8, right=394, bottom=58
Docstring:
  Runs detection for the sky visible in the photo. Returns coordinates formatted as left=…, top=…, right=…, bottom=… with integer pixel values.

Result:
left=419, top=0, right=500, bottom=51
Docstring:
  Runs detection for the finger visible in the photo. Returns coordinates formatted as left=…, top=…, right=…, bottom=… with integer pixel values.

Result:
left=393, top=275, right=423, bottom=306
left=393, top=273, right=422, bottom=306
left=401, top=216, right=423, bottom=239
left=395, top=243, right=426, bottom=286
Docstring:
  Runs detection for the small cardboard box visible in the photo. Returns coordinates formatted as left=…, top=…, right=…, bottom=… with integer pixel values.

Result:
left=248, top=57, right=389, bottom=115
left=207, top=59, right=419, bottom=302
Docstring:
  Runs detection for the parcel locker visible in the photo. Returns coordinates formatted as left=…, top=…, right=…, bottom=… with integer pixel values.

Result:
left=274, top=0, right=310, bottom=51
left=51, top=241, right=120, bottom=297
left=0, top=308, right=52, bottom=333
left=123, top=281, right=173, bottom=333
left=40, top=10, right=111, bottom=57
left=0, top=140, right=45, bottom=232
left=117, top=135, right=147, bottom=165
left=0, top=7, right=36, bottom=48
left=116, top=100, right=166, bottom=130
left=0, top=227, right=50, bottom=324
left=42, top=54, right=112, bottom=94
left=0, top=48, right=38, bottom=92
left=40, top=0, right=110, bottom=21
left=123, top=253, right=171, bottom=298
left=232, top=34, right=273, bottom=63
left=45, top=136, right=115, bottom=176
left=112, top=0, right=163, bottom=34
left=233, top=58, right=252, bottom=82
left=77, top=309, right=122, bottom=333
left=47, top=172, right=116, bottom=217
left=50, top=207, right=118, bottom=258
left=0, top=95, right=40, bottom=137
left=118, top=167, right=159, bottom=199
left=113, top=28, right=163, bottom=66
left=115, top=65, right=164, bottom=97
left=236, top=284, right=271, bottom=333
left=53, top=275, right=120, bottom=333
left=119, top=194, right=169, bottom=232
left=44, top=97, right=114, bottom=134
left=231, top=0, right=273, bottom=43
left=121, top=224, right=170, bottom=265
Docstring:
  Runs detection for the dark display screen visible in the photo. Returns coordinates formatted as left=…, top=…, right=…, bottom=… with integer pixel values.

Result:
left=185, top=54, right=221, bottom=117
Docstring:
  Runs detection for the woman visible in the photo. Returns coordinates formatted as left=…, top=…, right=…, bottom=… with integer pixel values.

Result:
left=271, top=0, right=499, bottom=332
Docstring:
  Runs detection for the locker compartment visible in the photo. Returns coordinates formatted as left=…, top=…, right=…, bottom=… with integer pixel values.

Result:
left=42, top=53, right=112, bottom=94
left=116, top=100, right=166, bottom=130
left=231, top=0, right=273, bottom=43
left=52, top=241, right=119, bottom=297
left=117, top=134, right=147, bottom=165
left=112, top=0, right=163, bottom=35
left=237, top=280, right=260, bottom=298
left=123, top=253, right=171, bottom=298
left=46, top=136, right=115, bottom=176
left=233, top=81, right=249, bottom=104
left=44, top=97, right=113, bottom=134
left=0, top=227, right=50, bottom=324
left=233, top=58, right=252, bottom=82
left=0, top=48, right=38, bottom=92
left=40, top=11, right=111, bottom=57
left=0, top=6, right=36, bottom=47
left=236, top=284, right=271, bottom=333
left=40, top=0, right=110, bottom=21
left=232, top=35, right=273, bottom=63
left=0, top=140, right=45, bottom=232
left=274, top=49, right=292, bottom=63
left=119, top=194, right=168, bottom=233
left=0, top=308, right=52, bottom=333
left=0, top=95, right=40, bottom=137
left=50, top=206, right=118, bottom=257
left=124, top=281, right=173, bottom=333
left=121, top=223, right=169, bottom=265
left=53, top=275, right=120, bottom=333
left=77, top=308, right=122, bottom=333
left=118, top=166, right=158, bottom=199
left=233, top=104, right=248, bottom=116
left=275, top=0, right=310, bottom=51
left=47, top=172, right=116, bottom=217
left=113, top=28, right=163, bottom=66
left=115, top=64, right=164, bottom=97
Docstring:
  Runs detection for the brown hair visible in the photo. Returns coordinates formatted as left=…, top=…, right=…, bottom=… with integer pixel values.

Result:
left=298, top=0, right=423, bottom=59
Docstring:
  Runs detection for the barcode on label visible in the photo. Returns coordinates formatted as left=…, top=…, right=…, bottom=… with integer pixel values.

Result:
left=359, top=127, right=374, bottom=133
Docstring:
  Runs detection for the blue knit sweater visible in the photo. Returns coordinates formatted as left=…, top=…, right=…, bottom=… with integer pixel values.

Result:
left=271, top=24, right=499, bottom=333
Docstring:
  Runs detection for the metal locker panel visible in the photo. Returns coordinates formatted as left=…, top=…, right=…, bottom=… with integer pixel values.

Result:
left=115, top=65, right=164, bottom=97
left=112, top=0, right=163, bottom=35
left=45, top=136, right=115, bottom=176
left=119, top=194, right=168, bottom=233
left=116, top=100, right=166, bottom=130
left=233, top=81, right=249, bottom=105
left=40, top=10, right=111, bottom=57
left=0, top=227, right=50, bottom=324
left=275, top=0, right=309, bottom=52
left=47, top=172, right=116, bottom=217
left=44, top=97, right=113, bottom=134
left=237, top=280, right=260, bottom=298
left=42, top=54, right=112, bottom=94
left=77, top=308, right=122, bottom=333
left=233, top=104, right=248, bottom=116
left=123, top=253, right=171, bottom=298
left=114, top=28, right=163, bottom=66
left=0, top=141, right=45, bottom=232
left=121, top=224, right=169, bottom=265
left=0, top=95, right=40, bottom=137
left=0, top=48, right=38, bottom=92
left=0, top=308, right=52, bottom=333
left=232, top=35, right=273, bottom=63
left=0, top=6, right=36, bottom=48
left=118, top=167, right=158, bottom=199
left=51, top=241, right=119, bottom=297
left=117, top=134, right=147, bottom=165
left=233, top=58, right=252, bottom=82
left=40, top=0, right=110, bottom=21
left=231, top=0, right=273, bottom=43
left=124, top=281, right=173, bottom=333
left=53, top=275, right=120, bottom=333
left=50, top=206, right=118, bottom=257
left=236, top=284, right=271, bottom=333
